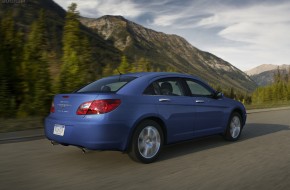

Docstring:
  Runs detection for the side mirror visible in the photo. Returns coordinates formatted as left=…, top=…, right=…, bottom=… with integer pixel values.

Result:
left=214, top=91, right=223, bottom=99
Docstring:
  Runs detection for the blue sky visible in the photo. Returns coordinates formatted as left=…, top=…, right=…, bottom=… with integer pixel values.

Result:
left=54, top=0, right=290, bottom=71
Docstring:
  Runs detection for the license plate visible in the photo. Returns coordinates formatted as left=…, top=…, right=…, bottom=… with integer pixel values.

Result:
left=53, top=124, right=65, bottom=136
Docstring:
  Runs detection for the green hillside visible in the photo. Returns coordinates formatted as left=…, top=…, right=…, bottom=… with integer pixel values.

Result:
left=0, top=1, right=121, bottom=118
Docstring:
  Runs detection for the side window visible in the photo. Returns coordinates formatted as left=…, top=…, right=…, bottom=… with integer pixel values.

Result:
left=105, top=82, right=127, bottom=91
left=77, top=76, right=136, bottom=93
left=143, top=78, right=185, bottom=96
left=143, top=83, right=158, bottom=95
left=186, top=80, right=212, bottom=96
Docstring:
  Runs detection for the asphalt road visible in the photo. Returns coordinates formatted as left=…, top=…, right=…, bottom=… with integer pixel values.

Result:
left=1, top=109, right=290, bottom=190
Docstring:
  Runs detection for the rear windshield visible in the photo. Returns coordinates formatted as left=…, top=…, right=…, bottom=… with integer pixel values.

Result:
left=76, top=76, right=137, bottom=93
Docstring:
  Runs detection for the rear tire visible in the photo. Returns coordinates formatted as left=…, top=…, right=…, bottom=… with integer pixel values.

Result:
left=224, top=112, right=243, bottom=141
left=128, top=120, right=163, bottom=164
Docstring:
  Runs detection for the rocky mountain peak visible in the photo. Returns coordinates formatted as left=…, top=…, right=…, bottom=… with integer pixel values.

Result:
left=80, top=15, right=131, bottom=51
left=245, top=64, right=279, bottom=76
left=246, top=64, right=290, bottom=86
left=79, top=15, right=257, bottom=92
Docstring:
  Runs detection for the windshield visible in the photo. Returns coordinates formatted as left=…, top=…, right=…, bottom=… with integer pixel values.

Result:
left=76, top=76, right=137, bottom=93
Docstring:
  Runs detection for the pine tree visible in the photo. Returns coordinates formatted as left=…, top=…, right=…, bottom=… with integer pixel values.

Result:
left=79, top=36, right=95, bottom=82
left=0, top=22, right=10, bottom=117
left=144, top=59, right=152, bottom=71
left=0, top=13, right=22, bottom=117
left=102, top=63, right=113, bottom=77
left=115, top=55, right=130, bottom=74
left=18, top=10, right=51, bottom=116
left=131, top=57, right=150, bottom=72
left=166, top=66, right=177, bottom=72
left=282, top=82, right=288, bottom=102
left=287, top=82, right=290, bottom=101
left=33, top=50, right=51, bottom=115
left=58, top=3, right=93, bottom=92
left=274, top=66, right=282, bottom=83
left=265, top=87, right=273, bottom=103
left=288, top=68, right=290, bottom=83
left=251, top=66, right=290, bottom=105
left=230, top=87, right=235, bottom=99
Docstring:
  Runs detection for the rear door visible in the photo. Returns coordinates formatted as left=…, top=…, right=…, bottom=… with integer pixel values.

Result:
left=145, top=77, right=195, bottom=143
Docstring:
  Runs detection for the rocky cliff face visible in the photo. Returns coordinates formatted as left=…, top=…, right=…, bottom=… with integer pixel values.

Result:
left=80, top=15, right=257, bottom=92
left=246, top=64, right=290, bottom=76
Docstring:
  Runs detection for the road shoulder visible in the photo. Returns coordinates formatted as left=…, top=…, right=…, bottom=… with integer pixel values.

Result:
left=0, top=128, right=44, bottom=144
left=247, top=106, right=290, bottom=114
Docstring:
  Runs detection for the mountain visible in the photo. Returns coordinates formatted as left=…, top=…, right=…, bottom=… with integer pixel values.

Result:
left=0, top=1, right=256, bottom=93
left=246, top=64, right=290, bottom=86
left=80, top=15, right=256, bottom=92
left=246, top=64, right=281, bottom=76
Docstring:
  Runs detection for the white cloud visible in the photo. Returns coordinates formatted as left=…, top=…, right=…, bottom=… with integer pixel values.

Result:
left=153, top=14, right=181, bottom=26
left=197, top=4, right=290, bottom=27
left=194, top=2, right=290, bottom=70
left=91, top=0, right=142, bottom=18
left=150, top=3, right=205, bottom=28
left=196, top=3, right=290, bottom=47
left=55, top=0, right=143, bottom=18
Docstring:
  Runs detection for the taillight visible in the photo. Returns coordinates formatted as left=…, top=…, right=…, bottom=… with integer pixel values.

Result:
left=76, top=99, right=121, bottom=115
left=50, top=101, right=55, bottom=113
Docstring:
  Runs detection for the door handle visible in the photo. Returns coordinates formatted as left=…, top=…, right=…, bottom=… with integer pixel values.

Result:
left=159, top=98, right=171, bottom=102
left=195, top=100, right=204, bottom=103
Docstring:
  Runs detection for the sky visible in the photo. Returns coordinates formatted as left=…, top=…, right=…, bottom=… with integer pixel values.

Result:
left=54, top=0, right=290, bottom=71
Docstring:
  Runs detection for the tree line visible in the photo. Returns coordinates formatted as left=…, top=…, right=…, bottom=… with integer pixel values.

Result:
left=252, top=68, right=290, bottom=104
left=0, top=4, right=98, bottom=117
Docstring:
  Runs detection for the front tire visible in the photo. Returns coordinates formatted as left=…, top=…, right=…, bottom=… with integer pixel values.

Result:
left=128, top=120, right=163, bottom=164
left=224, top=112, right=243, bottom=141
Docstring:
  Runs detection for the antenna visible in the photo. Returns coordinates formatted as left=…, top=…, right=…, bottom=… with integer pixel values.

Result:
left=117, top=68, right=122, bottom=75
left=117, top=68, right=122, bottom=81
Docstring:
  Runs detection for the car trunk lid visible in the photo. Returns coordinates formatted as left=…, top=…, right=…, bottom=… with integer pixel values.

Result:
left=53, top=94, right=98, bottom=117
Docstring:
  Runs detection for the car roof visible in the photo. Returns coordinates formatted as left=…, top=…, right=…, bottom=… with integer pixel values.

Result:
left=112, top=72, right=200, bottom=80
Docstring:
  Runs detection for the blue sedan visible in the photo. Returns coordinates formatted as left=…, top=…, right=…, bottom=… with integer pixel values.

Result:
left=45, top=72, right=246, bottom=163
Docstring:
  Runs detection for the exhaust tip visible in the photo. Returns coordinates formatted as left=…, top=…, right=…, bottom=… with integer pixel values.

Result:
left=81, top=148, right=86, bottom=154
left=50, top=141, right=59, bottom=146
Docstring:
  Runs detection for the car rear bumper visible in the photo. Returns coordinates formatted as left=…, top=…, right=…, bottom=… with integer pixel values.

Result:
left=44, top=116, right=130, bottom=151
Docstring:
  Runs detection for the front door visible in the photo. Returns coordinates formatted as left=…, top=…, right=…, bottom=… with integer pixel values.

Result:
left=184, top=79, right=226, bottom=137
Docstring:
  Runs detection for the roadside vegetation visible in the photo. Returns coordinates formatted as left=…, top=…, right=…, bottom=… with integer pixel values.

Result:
left=252, top=68, right=290, bottom=104
left=0, top=117, right=43, bottom=133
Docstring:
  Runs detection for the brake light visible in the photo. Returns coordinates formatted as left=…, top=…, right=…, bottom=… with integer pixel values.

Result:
left=76, top=99, right=121, bottom=115
left=50, top=101, right=55, bottom=113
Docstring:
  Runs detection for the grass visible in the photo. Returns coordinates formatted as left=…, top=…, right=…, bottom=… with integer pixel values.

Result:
left=0, top=116, right=44, bottom=133
left=245, top=101, right=290, bottom=110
